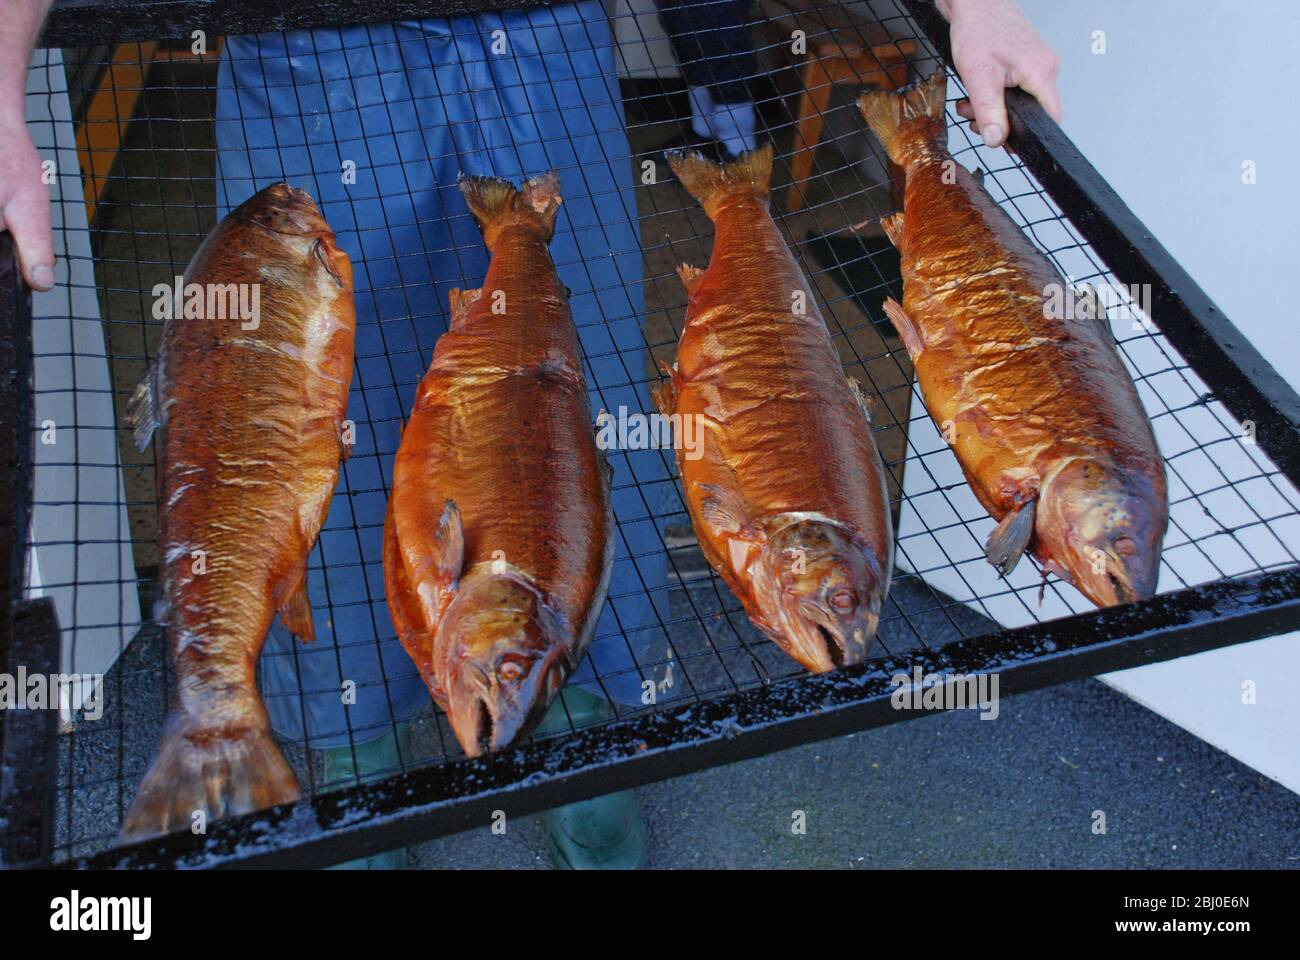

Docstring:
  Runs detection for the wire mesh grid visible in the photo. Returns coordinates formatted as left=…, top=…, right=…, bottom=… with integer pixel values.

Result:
left=17, top=0, right=1299, bottom=860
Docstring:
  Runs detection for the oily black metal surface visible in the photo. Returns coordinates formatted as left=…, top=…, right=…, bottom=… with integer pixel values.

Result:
left=0, top=232, right=33, bottom=615
left=0, top=599, right=61, bottom=868
left=42, top=0, right=556, bottom=46
left=905, top=0, right=1300, bottom=485
left=65, top=565, right=1300, bottom=869
left=0, top=232, right=54, bottom=869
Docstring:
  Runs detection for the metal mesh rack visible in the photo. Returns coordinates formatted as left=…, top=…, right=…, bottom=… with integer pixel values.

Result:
left=1, top=0, right=1297, bottom=868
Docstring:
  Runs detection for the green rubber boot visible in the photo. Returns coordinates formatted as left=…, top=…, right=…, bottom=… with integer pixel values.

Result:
left=537, top=688, right=646, bottom=870
left=321, top=723, right=412, bottom=870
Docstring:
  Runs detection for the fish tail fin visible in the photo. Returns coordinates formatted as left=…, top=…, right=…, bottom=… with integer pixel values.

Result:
left=121, top=714, right=300, bottom=842
left=858, top=68, right=948, bottom=163
left=520, top=173, right=562, bottom=236
left=459, top=171, right=562, bottom=244
left=668, top=145, right=773, bottom=217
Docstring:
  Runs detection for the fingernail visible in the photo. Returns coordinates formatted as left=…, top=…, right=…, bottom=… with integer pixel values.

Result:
left=32, top=264, right=54, bottom=290
left=981, top=124, right=1005, bottom=148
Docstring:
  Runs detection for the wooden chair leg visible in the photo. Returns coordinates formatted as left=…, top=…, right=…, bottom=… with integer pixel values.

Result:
left=786, top=39, right=917, bottom=215
left=788, top=55, right=835, bottom=213
left=849, top=43, right=915, bottom=215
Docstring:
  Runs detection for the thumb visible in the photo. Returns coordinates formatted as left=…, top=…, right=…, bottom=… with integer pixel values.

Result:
left=5, top=178, right=55, bottom=291
left=961, top=59, right=1011, bottom=148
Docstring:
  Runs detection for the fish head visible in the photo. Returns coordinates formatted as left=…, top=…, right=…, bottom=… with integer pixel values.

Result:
left=437, top=574, right=570, bottom=757
left=1039, top=458, right=1166, bottom=607
left=755, top=519, right=889, bottom=673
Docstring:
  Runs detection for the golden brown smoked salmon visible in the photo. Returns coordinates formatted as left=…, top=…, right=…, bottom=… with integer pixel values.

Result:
left=384, top=173, right=613, bottom=758
left=860, top=70, right=1167, bottom=606
left=658, top=146, right=893, bottom=673
left=122, top=183, right=355, bottom=840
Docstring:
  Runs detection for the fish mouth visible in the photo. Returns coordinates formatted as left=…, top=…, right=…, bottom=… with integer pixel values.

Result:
left=1078, top=571, right=1134, bottom=608
left=1107, top=571, right=1136, bottom=605
left=817, top=625, right=844, bottom=669
left=785, top=602, right=879, bottom=673
left=449, top=690, right=511, bottom=759
left=1098, top=565, right=1155, bottom=607
left=1071, top=550, right=1159, bottom=607
left=471, top=695, right=495, bottom=758
left=435, top=577, right=570, bottom=757
left=446, top=674, right=548, bottom=759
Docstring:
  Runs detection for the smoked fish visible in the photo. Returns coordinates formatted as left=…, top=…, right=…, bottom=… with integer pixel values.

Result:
left=860, top=70, right=1167, bottom=606
left=658, top=146, right=893, bottom=673
left=384, top=173, right=614, bottom=758
left=122, top=183, right=356, bottom=840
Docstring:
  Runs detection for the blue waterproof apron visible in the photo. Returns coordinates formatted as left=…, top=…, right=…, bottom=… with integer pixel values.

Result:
left=215, top=3, right=670, bottom=749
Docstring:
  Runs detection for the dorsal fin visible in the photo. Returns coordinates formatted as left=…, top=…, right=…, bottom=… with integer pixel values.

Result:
left=880, top=211, right=905, bottom=250
left=449, top=287, right=483, bottom=328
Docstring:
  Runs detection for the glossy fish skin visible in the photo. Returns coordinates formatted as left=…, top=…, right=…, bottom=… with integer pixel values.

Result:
left=121, top=183, right=355, bottom=841
left=860, top=71, right=1167, bottom=607
left=384, top=172, right=613, bottom=758
left=658, top=147, right=893, bottom=673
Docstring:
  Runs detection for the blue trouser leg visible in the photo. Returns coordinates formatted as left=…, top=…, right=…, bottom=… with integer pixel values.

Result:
left=655, top=0, right=757, bottom=103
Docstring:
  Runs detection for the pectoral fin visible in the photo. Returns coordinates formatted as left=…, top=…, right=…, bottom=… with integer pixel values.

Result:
left=395, top=496, right=465, bottom=628
left=313, top=237, right=345, bottom=288
left=591, top=418, right=615, bottom=488
left=1073, top=283, right=1118, bottom=346
left=432, top=499, right=465, bottom=586
left=383, top=504, right=443, bottom=699
left=276, top=565, right=316, bottom=642
left=652, top=357, right=678, bottom=417
left=696, top=482, right=754, bottom=538
left=882, top=297, right=924, bottom=361
left=985, top=498, right=1037, bottom=577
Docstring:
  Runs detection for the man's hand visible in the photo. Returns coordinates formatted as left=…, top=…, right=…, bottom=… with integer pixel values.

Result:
left=937, top=0, right=1062, bottom=149
left=0, top=111, right=54, bottom=290
left=1, top=0, right=57, bottom=291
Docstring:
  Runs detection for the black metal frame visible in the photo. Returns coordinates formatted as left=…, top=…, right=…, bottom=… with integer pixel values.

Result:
left=0, top=234, right=60, bottom=869
left=0, top=0, right=1294, bottom=868
left=43, top=0, right=557, bottom=46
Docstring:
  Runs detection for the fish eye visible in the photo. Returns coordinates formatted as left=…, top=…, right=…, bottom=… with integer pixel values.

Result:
left=497, top=656, right=530, bottom=685
left=1113, top=535, right=1138, bottom=557
left=829, top=588, right=856, bottom=612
